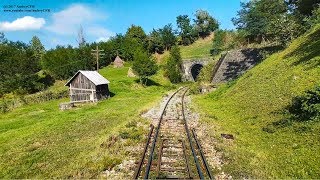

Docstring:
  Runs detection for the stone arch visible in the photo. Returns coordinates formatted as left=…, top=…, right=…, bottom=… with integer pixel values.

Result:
left=190, top=63, right=203, bottom=81
left=181, top=59, right=210, bottom=81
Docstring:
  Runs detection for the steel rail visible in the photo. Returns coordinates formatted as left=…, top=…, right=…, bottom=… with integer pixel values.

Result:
left=181, top=89, right=204, bottom=179
left=192, top=128, right=214, bottom=179
left=133, top=124, right=154, bottom=179
left=144, top=87, right=186, bottom=179
left=181, top=139, right=192, bottom=179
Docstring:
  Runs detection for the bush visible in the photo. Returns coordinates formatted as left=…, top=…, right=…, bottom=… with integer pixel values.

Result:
left=164, top=46, right=182, bottom=83
left=132, top=49, right=158, bottom=85
left=0, top=88, right=68, bottom=113
left=211, top=30, right=226, bottom=56
left=197, top=61, right=215, bottom=83
left=288, top=86, right=320, bottom=121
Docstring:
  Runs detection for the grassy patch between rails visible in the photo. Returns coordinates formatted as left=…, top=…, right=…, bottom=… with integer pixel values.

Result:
left=0, top=64, right=174, bottom=178
left=193, top=25, right=320, bottom=178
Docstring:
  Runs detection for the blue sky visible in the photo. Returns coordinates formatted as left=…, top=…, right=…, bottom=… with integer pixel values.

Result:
left=0, top=0, right=244, bottom=49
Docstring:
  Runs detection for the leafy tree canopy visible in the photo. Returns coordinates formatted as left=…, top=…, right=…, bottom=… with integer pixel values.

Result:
left=159, top=24, right=177, bottom=51
left=132, top=49, right=158, bottom=84
left=176, top=15, right=195, bottom=45
left=194, top=10, right=219, bottom=38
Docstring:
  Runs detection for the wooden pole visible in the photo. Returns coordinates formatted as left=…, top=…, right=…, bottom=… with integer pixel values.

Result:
left=96, top=46, right=99, bottom=70
left=91, top=46, right=105, bottom=71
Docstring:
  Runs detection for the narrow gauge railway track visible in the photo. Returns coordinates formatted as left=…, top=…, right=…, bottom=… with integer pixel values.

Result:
left=134, top=87, right=213, bottom=179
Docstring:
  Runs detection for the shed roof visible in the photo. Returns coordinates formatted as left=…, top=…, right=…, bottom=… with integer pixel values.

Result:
left=65, top=70, right=110, bottom=86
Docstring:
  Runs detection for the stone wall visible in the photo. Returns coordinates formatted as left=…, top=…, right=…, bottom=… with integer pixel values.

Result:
left=211, top=48, right=270, bottom=84
left=181, top=59, right=211, bottom=81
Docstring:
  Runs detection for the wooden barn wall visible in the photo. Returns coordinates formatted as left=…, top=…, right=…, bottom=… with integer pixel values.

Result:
left=69, top=73, right=97, bottom=102
left=70, top=73, right=95, bottom=89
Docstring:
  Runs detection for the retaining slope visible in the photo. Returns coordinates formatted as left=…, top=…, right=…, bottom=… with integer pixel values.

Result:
left=211, top=48, right=264, bottom=84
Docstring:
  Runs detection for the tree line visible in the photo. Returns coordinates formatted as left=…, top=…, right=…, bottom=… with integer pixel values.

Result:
left=0, top=9, right=218, bottom=96
left=6, top=0, right=318, bottom=96
left=211, top=0, right=320, bottom=55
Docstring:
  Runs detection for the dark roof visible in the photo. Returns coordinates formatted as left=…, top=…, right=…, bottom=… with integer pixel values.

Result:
left=65, top=70, right=110, bottom=86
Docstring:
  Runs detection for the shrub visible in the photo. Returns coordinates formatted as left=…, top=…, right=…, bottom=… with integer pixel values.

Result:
left=132, top=49, right=158, bottom=85
left=0, top=89, right=68, bottom=114
left=288, top=85, right=320, bottom=121
left=164, top=46, right=183, bottom=83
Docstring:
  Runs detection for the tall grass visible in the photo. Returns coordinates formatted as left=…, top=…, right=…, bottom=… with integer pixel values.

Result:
left=193, top=25, right=320, bottom=178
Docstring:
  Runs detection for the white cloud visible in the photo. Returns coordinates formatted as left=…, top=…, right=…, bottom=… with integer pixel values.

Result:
left=46, top=4, right=107, bottom=35
left=96, top=37, right=110, bottom=42
left=0, top=16, right=45, bottom=31
left=88, top=27, right=115, bottom=42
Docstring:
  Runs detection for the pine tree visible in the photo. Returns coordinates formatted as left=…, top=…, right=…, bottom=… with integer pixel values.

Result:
left=165, top=46, right=182, bottom=83
left=30, top=36, right=45, bottom=65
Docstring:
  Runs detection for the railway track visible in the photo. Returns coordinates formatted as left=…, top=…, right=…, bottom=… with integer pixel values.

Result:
left=134, top=87, right=213, bottom=179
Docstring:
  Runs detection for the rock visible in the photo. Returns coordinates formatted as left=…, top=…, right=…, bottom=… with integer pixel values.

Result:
left=59, top=102, right=74, bottom=110
left=127, top=67, right=136, bottom=77
left=221, top=133, right=234, bottom=140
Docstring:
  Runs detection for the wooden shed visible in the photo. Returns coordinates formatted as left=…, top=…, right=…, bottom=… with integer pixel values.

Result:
left=113, top=55, right=124, bottom=68
left=65, top=71, right=110, bottom=103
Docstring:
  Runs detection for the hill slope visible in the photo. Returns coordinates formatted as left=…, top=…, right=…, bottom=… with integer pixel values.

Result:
left=155, top=33, right=214, bottom=63
left=194, top=25, right=320, bottom=178
left=180, top=33, right=214, bottom=59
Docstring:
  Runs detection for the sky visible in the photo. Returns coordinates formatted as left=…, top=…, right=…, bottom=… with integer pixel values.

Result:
left=0, top=0, right=245, bottom=49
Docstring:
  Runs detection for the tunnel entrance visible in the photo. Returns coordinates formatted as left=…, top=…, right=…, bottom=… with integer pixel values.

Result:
left=191, top=64, right=203, bottom=81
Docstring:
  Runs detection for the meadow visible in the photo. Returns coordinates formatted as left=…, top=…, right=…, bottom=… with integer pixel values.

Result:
left=0, top=64, right=173, bottom=178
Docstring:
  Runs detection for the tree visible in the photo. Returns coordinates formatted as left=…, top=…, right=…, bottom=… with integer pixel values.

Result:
left=125, top=25, right=147, bottom=45
left=30, top=36, right=45, bottom=64
left=308, top=6, right=320, bottom=26
left=232, top=0, right=293, bottom=43
left=287, top=0, right=320, bottom=16
left=165, top=46, right=182, bottom=83
left=176, top=15, right=195, bottom=45
left=0, top=41, right=44, bottom=95
left=77, top=25, right=86, bottom=47
left=194, top=10, right=219, bottom=38
left=159, top=24, right=177, bottom=50
left=211, top=30, right=227, bottom=55
left=271, top=14, right=305, bottom=45
left=132, top=49, right=158, bottom=85
left=0, top=32, right=5, bottom=44
left=42, top=46, right=81, bottom=79
left=147, top=29, right=165, bottom=54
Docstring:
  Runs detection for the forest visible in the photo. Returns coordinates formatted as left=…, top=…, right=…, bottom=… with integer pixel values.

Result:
left=1, top=0, right=319, bottom=98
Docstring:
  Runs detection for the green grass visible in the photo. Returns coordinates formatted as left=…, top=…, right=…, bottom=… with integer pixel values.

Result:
left=180, top=34, right=213, bottom=59
left=0, top=65, right=173, bottom=178
left=193, top=25, right=320, bottom=178
left=154, top=34, right=214, bottom=63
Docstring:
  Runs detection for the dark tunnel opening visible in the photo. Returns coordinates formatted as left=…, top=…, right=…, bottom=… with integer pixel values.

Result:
left=191, top=64, right=203, bottom=81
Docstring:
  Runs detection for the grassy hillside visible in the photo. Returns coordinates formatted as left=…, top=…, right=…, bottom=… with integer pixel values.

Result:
left=0, top=64, right=173, bottom=178
left=154, top=33, right=214, bottom=63
left=180, top=33, right=214, bottom=59
left=194, top=25, right=320, bottom=178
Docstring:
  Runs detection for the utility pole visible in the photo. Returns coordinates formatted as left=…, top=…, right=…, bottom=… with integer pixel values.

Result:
left=91, top=45, right=105, bottom=71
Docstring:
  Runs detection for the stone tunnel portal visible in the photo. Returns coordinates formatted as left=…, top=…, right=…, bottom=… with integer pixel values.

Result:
left=191, top=64, right=203, bottom=81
